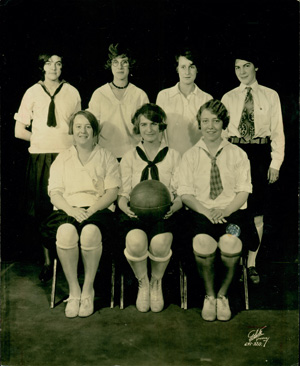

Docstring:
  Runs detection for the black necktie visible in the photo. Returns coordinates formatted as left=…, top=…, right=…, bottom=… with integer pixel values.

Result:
left=203, top=148, right=224, bottom=200
left=40, top=82, right=65, bottom=127
left=136, top=146, right=169, bottom=181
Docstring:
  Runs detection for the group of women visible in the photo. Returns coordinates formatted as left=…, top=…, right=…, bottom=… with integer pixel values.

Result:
left=14, top=43, right=284, bottom=321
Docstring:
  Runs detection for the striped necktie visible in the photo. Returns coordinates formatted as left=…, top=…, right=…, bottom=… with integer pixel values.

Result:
left=238, top=87, right=255, bottom=140
left=203, top=148, right=223, bottom=200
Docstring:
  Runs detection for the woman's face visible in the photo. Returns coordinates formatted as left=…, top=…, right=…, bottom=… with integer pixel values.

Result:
left=111, top=56, right=130, bottom=81
left=43, top=55, right=62, bottom=82
left=73, top=115, right=94, bottom=147
left=235, top=59, right=257, bottom=86
left=139, top=115, right=160, bottom=143
left=177, top=56, right=197, bottom=86
left=200, top=109, right=223, bottom=144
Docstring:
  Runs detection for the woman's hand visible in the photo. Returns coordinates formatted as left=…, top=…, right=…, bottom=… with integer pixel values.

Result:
left=268, top=167, right=279, bottom=184
left=209, top=208, right=228, bottom=224
left=164, top=197, right=182, bottom=219
left=124, top=206, right=138, bottom=219
left=67, top=207, right=90, bottom=223
left=164, top=207, right=174, bottom=219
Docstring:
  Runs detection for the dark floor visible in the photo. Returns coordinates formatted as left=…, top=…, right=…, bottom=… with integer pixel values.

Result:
left=1, top=251, right=299, bottom=366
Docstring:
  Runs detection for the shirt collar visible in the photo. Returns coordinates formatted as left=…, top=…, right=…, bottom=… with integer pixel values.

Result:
left=137, top=139, right=168, bottom=153
left=169, top=82, right=199, bottom=98
left=196, top=136, right=230, bottom=153
left=239, top=80, right=259, bottom=93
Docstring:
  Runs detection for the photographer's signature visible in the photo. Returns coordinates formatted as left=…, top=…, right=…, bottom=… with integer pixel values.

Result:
left=244, top=326, right=270, bottom=347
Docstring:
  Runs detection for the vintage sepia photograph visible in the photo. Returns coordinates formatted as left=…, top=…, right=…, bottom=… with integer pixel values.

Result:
left=1, top=0, right=299, bottom=365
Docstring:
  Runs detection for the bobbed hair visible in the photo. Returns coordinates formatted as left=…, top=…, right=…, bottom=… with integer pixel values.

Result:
left=104, top=43, right=136, bottom=70
left=197, top=99, right=230, bottom=130
left=175, top=47, right=199, bottom=68
left=131, top=103, right=167, bottom=135
left=69, top=110, right=100, bottom=137
left=38, top=53, right=63, bottom=81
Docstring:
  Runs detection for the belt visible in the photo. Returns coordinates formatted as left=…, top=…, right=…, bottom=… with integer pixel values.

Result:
left=229, top=136, right=270, bottom=144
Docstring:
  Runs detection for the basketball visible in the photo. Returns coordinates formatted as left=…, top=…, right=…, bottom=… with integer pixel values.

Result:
left=130, top=180, right=171, bottom=220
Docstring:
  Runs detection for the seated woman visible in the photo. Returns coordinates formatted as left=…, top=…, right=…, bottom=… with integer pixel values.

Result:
left=41, top=110, right=120, bottom=318
left=118, top=103, right=182, bottom=313
left=178, top=99, right=259, bottom=321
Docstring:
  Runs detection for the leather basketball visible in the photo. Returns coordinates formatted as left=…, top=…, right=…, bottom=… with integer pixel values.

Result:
left=130, top=180, right=171, bottom=220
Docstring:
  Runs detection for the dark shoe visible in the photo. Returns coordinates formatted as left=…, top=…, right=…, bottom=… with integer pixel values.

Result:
left=39, top=264, right=53, bottom=283
left=248, top=266, right=260, bottom=284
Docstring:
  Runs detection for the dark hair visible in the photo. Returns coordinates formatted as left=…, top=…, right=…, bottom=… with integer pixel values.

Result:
left=234, top=47, right=259, bottom=68
left=69, top=110, right=100, bottom=137
left=197, top=99, right=230, bottom=130
left=175, top=47, right=199, bottom=68
left=38, top=53, right=63, bottom=81
left=131, top=103, right=167, bottom=134
left=104, top=43, right=136, bottom=70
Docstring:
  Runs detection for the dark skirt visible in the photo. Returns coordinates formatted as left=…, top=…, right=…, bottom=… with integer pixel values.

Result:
left=185, top=209, right=260, bottom=252
left=40, top=208, right=115, bottom=250
left=117, top=211, right=180, bottom=248
left=23, top=153, right=58, bottom=222
left=231, top=143, right=271, bottom=216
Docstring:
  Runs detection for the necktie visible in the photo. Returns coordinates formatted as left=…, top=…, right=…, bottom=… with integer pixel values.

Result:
left=136, top=146, right=169, bottom=181
left=203, top=148, right=223, bottom=200
left=238, top=87, right=255, bottom=140
left=39, top=82, right=65, bottom=127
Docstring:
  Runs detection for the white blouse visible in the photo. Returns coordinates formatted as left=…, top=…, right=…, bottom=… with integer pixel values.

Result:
left=48, top=144, right=121, bottom=211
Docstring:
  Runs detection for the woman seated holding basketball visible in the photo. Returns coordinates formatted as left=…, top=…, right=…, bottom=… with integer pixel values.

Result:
left=118, top=103, right=182, bottom=313
left=41, top=110, right=120, bottom=318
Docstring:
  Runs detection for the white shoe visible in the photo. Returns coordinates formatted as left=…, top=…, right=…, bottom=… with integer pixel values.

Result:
left=136, top=275, right=150, bottom=312
left=217, top=295, right=231, bottom=321
left=64, top=296, right=80, bottom=318
left=150, top=278, right=164, bottom=313
left=79, top=291, right=95, bottom=318
left=201, top=295, right=217, bottom=321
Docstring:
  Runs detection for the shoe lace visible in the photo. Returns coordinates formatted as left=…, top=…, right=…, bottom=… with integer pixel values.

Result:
left=218, top=295, right=228, bottom=308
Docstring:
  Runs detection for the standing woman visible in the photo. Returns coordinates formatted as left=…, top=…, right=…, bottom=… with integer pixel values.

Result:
left=14, top=52, right=81, bottom=281
left=118, top=103, right=182, bottom=313
left=41, top=110, right=120, bottom=318
left=87, top=43, right=149, bottom=160
left=156, top=48, right=213, bottom=155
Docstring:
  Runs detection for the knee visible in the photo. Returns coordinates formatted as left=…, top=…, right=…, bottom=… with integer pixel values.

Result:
left=56, top=224, right=79, bottom=250
left=149, top=233, right=173, bottom=258
left=193, top=234, right=217, bottom=257
left=125, top=229, right=148, bottom=257
left=218, top=234, right=242, bottom=257
left=80, top=224, right=102, bottom=251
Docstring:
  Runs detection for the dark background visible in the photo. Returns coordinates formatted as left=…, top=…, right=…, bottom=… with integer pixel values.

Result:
left=1, top=0, right=299, bottom=261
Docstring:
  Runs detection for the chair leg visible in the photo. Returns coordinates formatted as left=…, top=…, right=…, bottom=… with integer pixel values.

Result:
left=183, top=269, right=187, bottom=310
left=110, top=260, right=115, bottom=309
left=50, top=258, right=57, bottom=309
left=120, top=273, right=124, bottom=310
left=179, top=261, right=188, bottom=310
left=243, top=258, right=249, bottom=310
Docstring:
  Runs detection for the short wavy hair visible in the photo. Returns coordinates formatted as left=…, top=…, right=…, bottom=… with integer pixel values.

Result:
left=104, top=43, right=136, bottom=70
left=69, top=110, right=100, bottom=137
left=197, top=99, right=230, bottom=130
left=38, top=53, right=63, bottom=81
left=131, top=103, right=167, bottom=135
left=175, top=47, right=199, bottom=68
